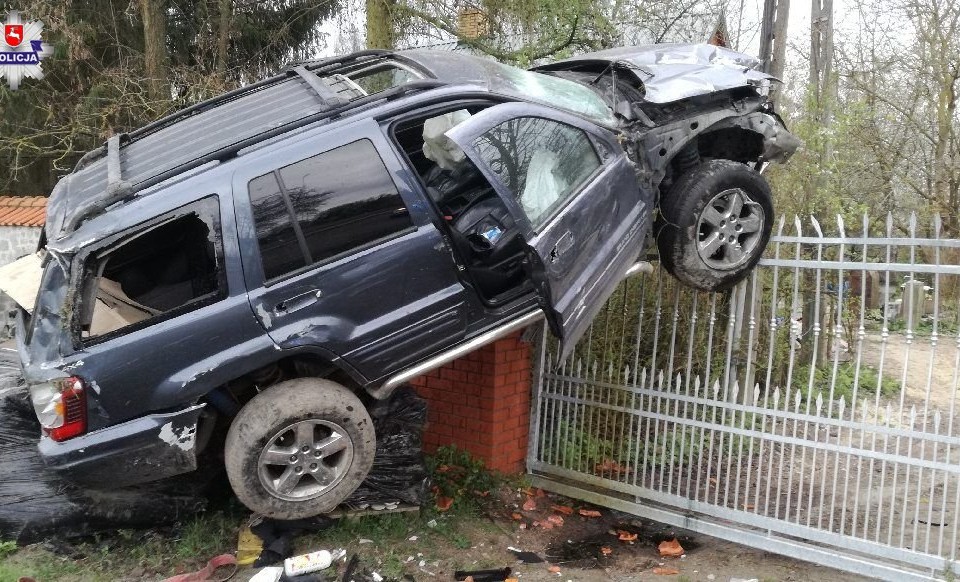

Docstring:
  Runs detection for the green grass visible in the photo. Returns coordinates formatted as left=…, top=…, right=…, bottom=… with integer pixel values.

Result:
left=0, top=447, right=506, bottom=581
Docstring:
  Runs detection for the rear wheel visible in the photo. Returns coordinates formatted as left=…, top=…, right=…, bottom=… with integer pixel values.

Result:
left=657, top=160, right=773, bottom=292
left=224, top=378, right=375, bottom=519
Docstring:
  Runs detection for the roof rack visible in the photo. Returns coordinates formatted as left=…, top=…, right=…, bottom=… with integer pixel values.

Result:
left=62, top=79, right=447, bottom=235
left=72, top=50, right=403, bottom=174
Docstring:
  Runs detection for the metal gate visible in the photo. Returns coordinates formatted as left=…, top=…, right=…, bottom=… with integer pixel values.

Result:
left=528, top=214, right=960, bottom=580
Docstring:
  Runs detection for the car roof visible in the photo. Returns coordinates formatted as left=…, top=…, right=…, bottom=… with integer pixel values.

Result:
left=44, top=49, right=612, bottom=244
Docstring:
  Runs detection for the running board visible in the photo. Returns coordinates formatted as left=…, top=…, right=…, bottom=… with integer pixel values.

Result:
left=372, top=310, right=544, bottom=399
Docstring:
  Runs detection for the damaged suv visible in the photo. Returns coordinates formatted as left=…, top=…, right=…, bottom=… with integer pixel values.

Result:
left=5, top=44, right=797, bottom=519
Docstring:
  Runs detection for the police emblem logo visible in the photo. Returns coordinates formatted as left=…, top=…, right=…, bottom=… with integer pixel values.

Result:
left=0, top=11, right=53, bottom=89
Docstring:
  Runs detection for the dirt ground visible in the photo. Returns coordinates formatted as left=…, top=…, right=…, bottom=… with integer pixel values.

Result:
left=241, top=485, right=876, bottom=582
left=1, top=485, right=873, bottom=582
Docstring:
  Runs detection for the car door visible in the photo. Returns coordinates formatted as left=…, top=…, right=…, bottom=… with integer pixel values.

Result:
left=445, top=102, right=652, bottom=357
left=235, top=124, right=469, bottom=382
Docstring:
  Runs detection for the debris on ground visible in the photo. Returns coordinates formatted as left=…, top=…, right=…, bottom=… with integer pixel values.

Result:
left=506, top=546, right=544, bottom=564
left=342, top=387, right=428, bottom=509
left=658, top=538, right=685, bottom=557
left=652, top=566, right=681, bottom=575
left=453, top=567, right=511, bottom=581
left=160, top=554, right=237, bottom=582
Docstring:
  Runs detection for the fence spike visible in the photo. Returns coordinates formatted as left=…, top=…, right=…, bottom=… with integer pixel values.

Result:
left=777, top=214, right=786, bottom=235
left=886, top=212, right=893, bottom=237
left=794, top=389, right=802, bottom=411
left=934, top=213, right=942, bottom=237
left=816, top=392, right=824, bottom=415
left=837, top=214, right=846, bottom=238
left=863, top=211, right=869, bottom=237
left=838, top=395, right=846, bottom=418
left=713, top=379, right=722, bottom=399
left=753, top=384, right=761, bottom=406
left=909, top=211, right=917, bottom=238
left=934, top=409, right=942, bottom=433
left=731, top=380, right=741, bottom=402
left=694, top=374, right=702, bottom=394
left=811, top=215, right=824, bottom=237
left=773, top=387, right=781, bottom=408
left=624, top=365, right=631, bottom=385
left=657, top=369, right=665, bottom=389
left=794, top=214, right=803, bottom=236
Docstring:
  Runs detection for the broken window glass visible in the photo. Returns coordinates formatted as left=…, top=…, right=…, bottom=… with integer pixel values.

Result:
left=471, top=117, right=601, bottom=230
left=78, top=196, right=226, bottom=341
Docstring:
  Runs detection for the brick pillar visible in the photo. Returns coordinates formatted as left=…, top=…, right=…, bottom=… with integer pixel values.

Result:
left=410, top=331, right=532, bottom=474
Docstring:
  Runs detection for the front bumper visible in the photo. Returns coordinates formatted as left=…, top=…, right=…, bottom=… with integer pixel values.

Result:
left=37, top=404, right=205, bottom=488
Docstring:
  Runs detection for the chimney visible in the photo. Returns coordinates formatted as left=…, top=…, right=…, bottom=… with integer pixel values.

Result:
left=457, top=7, right=488, bottom=40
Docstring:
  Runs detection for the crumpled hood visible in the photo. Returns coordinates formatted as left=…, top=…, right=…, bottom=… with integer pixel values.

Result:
left=533, top=43, right=777, bottom=104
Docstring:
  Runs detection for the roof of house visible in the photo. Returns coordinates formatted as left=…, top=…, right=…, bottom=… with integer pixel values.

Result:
left=0, top=196, right=47, bottom=227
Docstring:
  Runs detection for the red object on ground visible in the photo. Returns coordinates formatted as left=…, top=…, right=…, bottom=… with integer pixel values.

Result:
left=411, top=331, right=533, bottom=473
left=161, top=554, right=237, bottom=582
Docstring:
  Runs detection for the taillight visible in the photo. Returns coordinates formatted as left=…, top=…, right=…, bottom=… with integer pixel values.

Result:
left=30, top=376, right=87, bottom=442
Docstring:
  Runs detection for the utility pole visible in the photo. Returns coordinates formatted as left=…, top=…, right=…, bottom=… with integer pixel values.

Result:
left=810, top=0, right=835, bottom=117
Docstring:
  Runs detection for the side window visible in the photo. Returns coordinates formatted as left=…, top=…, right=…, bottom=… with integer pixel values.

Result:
left=249, top=139, right=414, bottom=282
left=249, top=173, right=307, bottom=280
left=78, top=196, right=226, bottom=342
left=471, top=117, right=601, bottom=230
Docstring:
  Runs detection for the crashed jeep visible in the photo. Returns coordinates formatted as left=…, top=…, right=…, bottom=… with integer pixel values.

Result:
left=3, top=44, right=797, bottom=519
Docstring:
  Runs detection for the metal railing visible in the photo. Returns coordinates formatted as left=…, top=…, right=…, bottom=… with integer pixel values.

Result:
left=528, top=213, right=960, bottom=581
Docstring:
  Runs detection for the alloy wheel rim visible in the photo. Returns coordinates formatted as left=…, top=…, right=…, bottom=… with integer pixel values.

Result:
left=257, top=419, right=354, bottom=502
left=695, top=188, right=765, bottom=271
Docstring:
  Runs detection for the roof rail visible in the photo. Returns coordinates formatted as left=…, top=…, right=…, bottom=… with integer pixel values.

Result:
left=62, top=79, right=447, bottom=235
left=72, top=50, right=405, bottom=174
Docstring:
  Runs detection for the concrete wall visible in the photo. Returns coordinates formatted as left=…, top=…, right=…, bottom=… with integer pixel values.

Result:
left=0, top=225, right=42, bottom=338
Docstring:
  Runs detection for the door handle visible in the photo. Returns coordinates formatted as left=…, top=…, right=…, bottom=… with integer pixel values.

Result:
left=274, top=288, right=322, bottom=315
left=550, top=231, right=575, bottom=263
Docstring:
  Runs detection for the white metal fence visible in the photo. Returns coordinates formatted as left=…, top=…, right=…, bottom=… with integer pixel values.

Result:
left=528, top=214, right=960, bottom=580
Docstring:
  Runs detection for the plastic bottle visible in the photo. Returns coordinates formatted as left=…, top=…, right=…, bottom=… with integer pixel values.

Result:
left=283, top=549, right=333, bottom=577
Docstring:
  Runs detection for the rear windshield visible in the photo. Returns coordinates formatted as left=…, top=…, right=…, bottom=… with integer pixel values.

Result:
left=489, top=64, right=616, bottom=126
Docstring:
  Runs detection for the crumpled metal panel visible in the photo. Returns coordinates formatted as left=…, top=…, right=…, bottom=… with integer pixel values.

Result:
left=534, top=43, right=777, bottom=103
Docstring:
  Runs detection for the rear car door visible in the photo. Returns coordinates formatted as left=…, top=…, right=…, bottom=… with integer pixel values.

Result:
left=445, top=102, right=652, bottom=357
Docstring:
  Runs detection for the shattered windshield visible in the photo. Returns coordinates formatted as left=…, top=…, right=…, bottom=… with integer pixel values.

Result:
left=490, top=64, right=616, bottom=126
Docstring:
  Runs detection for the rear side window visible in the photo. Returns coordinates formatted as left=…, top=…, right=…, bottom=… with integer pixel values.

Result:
left=471, top=117, right=600, bottom=230
left=248, top=139, right=413, bottom=282
left=77, top=196, right=226, bottom=342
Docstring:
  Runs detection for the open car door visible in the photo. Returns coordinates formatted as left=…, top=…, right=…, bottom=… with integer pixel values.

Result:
left=445, top=102, right=652, bottom=358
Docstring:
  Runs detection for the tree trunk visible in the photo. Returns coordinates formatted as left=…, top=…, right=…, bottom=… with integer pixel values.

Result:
left=141, top=0, right=169, bottom=101
left=216, top=0, right=232, bottom=78
left=366, top=0, right=396, bottom=49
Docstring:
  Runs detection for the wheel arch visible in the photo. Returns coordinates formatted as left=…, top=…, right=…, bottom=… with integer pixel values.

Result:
left=199, top=346, right=368, bottom=420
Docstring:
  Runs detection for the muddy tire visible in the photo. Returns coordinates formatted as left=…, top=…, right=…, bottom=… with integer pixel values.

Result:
left=224, top=378, right=375, bottom=519
left=657, top=160, right=773, bottom=292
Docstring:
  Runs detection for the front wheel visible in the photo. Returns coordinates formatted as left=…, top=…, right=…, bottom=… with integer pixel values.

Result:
left=656, top=160, right=773, bottom=292
left=224, top=378, right=375, bottom=519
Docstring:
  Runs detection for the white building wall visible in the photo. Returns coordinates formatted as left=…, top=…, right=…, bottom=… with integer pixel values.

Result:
left=0, top=225, right=42, bottom=338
